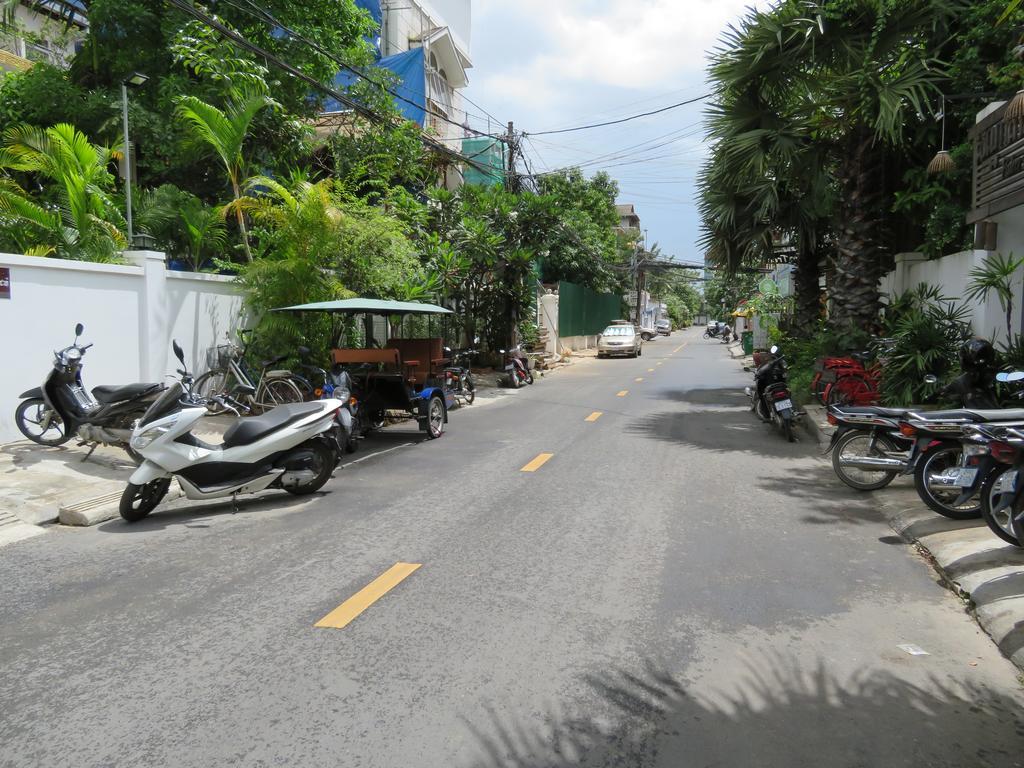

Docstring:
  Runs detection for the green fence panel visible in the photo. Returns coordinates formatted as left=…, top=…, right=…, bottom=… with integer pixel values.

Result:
left=558, top=281, right=622, bottom=337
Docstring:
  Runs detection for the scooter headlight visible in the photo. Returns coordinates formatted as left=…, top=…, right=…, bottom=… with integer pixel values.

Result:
left=131, top=416, right=178, bottom=450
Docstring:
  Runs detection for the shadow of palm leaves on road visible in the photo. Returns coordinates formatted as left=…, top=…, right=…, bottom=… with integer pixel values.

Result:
left=625, top=406, right=808, bottom=458
left=754, top=465, right=888, bottom=526
left=466, top=655, right=1024, bottom=768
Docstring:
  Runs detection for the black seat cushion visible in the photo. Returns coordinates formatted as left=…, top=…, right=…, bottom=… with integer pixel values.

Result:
left=92, top=383, right=161, bottom=404
left=221, top=402, right=326, bottom=448
left=910, top=408, right=1024, bottom=422
left=832, top=406, right=908, bottom=418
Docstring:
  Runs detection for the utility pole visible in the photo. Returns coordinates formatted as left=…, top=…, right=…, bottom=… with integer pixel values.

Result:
left=504, top=121, right=519, bottom=193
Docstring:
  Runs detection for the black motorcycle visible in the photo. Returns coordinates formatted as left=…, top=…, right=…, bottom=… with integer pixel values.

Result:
left=15, top=323, right=163, bottom=459
left=745, top=344, right=798, bottom=442
left=444, top=346, right=478, bottom=405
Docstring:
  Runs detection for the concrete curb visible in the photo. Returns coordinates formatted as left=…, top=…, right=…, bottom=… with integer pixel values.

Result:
left=0, top=508, right=45, bottom=548
left=729, top=350, right=1024, bottom=673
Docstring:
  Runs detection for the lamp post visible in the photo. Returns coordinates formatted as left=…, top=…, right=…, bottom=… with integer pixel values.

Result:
left=121, top=72, right=149, bottom=247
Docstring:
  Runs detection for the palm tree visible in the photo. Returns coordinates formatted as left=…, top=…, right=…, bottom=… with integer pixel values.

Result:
left=708, top=0, right=957, bottom=334
left=137, top=185, right=227, bottom=271
left=175, top=89, right=276, bottom=261
left=0, top=123, right=126, bottom=261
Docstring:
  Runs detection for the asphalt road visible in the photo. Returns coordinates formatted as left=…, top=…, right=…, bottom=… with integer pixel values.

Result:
left=3, top=327, right=1024, bottom=768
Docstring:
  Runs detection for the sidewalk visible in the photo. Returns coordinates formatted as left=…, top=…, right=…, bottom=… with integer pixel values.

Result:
left=801, top=401, right=1024, bottom=672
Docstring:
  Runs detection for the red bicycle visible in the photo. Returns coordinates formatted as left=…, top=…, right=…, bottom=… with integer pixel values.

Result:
left=811, top=355, right=864, bottom=403
left=822, top=339, right=896, bottom=406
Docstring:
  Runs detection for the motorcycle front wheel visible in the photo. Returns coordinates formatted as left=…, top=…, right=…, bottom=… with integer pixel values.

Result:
left=913, top=445, right=982, bottom=520
left=463, top=375, right=476, bottom=404
left=15, top=398, right=71, bottom=446
left=119, top=478, right=171, bottom=522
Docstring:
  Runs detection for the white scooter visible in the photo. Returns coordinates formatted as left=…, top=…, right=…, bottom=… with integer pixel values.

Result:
left=120, top=341, right=343, bottom=522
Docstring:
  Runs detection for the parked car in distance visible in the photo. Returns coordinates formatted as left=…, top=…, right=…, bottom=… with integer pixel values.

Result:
left=656, top=319, right=672, bottom=336
left=638, top=324, right=657, bottom=341
left=597, top=324, right=642, bottom=358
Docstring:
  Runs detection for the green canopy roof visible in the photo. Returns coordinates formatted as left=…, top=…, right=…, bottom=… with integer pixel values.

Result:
left=273, top=298, right=453, bottom=316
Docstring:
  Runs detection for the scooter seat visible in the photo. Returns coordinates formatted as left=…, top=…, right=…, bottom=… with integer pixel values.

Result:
left=91, top=383, right=161, bottom=404
left=909, top=408, right=1024, bottom=423
left=831, top=405, right=908, bottom=419
left=221, top=402, right=326, bottom=449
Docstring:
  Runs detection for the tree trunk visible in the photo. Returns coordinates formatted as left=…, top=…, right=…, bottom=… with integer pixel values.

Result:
left=830, top=129, right=886, bottom=335
left=792, top=240, right=823, bottom=338
left=231, top=176, right=253, bottom=262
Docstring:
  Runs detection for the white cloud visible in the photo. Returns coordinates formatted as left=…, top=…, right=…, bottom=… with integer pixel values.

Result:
left=486, top=0, right=761, bottom=90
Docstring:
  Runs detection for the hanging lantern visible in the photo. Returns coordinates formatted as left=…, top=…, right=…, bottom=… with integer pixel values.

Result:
left=927, top=95, right=955, bottom=174
left=927, top=150, right=955, bottom=174
left=1007, top=89, right=1024, bottom=120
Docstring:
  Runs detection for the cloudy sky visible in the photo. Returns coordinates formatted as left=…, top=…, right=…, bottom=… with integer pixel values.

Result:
left=462, top=0, right=763, bottom=263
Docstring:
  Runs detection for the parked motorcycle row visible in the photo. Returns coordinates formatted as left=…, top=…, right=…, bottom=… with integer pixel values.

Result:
left=825, top=338, right=1024, bottom=548
left=14, top=325, right=494, bottom=523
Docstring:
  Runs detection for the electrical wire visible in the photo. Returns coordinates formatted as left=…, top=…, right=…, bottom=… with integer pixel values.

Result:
left=214, top=0, right=504, bottom=140
left=526, top=93, right=710, bottom=136
left=164, top=0, right=500, bottom=176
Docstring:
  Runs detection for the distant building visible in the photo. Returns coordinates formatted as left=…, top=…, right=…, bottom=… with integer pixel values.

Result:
left=0, top=0, right=86, bottom=73
left=615, top=203, right=641, bottom=232
left=324, top=0, right=474, bottom=187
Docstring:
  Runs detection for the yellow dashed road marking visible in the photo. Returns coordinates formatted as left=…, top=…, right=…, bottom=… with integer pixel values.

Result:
left=521, top=453, right=554, bottom=472
left=635, top=377, right=644, bottom=382
left=585, top=411, right=602, bottom=422
left=617, top=390, right=629, bottom=397
left=315, top=562, right=421, bottom=629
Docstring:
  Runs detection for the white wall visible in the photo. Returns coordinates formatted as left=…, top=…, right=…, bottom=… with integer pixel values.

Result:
left=0, top=252, right=244, bottom=444
left=881, top=249, right=1024, bottom=343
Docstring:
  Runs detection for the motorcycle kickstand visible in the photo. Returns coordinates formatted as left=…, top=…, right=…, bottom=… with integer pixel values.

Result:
left=80, top=442, right=98, bottom=462
left=231, top=492, right=239, bottom=514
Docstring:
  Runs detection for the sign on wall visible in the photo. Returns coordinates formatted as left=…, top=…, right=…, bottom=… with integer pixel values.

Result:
left=0, top=267, right=9, bottom=299
left=969, top=103, right=1024, bottom=223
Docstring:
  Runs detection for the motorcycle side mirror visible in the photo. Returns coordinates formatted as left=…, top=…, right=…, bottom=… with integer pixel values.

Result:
left=172, top=340, right=186, bottom=366
left=770, top=345, right=779, bottom=355
left=923, top=374, right=939, bottom=385
left=74, top=322, right=84, bottom=338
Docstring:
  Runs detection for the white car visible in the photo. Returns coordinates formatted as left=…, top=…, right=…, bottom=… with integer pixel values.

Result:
left=597, top=324, right=642, bottom=358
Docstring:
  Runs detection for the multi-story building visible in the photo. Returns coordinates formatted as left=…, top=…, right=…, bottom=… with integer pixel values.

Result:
left=0, top=0, right=86, bottom=73
left=615, top=203, right=641, bottom=233
left=325, top=1, right=474, bottom=186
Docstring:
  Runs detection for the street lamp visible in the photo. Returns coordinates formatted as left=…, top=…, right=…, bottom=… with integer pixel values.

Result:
left=121, top=72, right=148, bottom=247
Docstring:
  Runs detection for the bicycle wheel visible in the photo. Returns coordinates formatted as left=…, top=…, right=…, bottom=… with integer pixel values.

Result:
left=193, top=369, right=232, bottom=414
left=255, top=377, right=304, bottom=412
left=826, top=375, right=874, bottom=406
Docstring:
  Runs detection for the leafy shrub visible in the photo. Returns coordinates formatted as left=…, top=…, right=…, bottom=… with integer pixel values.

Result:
left=879, top=284, right=972, bottom=406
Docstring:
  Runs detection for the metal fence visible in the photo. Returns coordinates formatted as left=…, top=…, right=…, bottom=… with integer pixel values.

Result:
left=557, top=280, right=622, bottom=337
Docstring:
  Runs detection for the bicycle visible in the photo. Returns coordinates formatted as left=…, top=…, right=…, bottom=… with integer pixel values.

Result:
left=821, top=338, right=896, bottom=407
left=193, top=332, right=305, bottom=413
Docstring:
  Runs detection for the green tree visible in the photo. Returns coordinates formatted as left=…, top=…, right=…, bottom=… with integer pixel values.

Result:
left=0, top=122, right=126, bottom=260
left=136, top=183, right=226, bottom=270
left=175, top=89, right=276, bottom=261
left=709, top=0, right=958, bottom=334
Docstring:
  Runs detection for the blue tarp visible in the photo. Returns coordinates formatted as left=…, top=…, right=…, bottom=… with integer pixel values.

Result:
left=326, top=47, right=426, bottom=126
left=354, top=0, right=383, bottom=56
